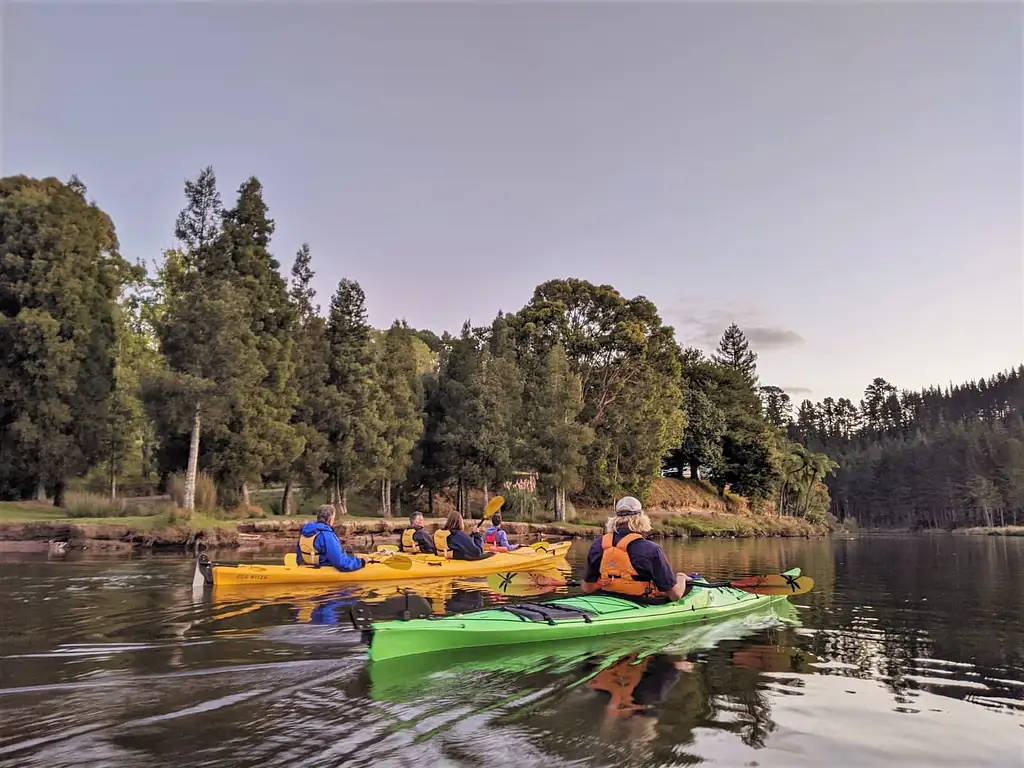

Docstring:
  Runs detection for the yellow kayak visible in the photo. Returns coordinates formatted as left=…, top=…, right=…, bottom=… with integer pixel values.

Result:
left=192, top=540, right=572, bottom=587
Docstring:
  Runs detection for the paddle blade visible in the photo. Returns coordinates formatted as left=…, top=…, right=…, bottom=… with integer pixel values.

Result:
left=283, top=553, right=298, bottom=567
left=377, top=555, right=413, bottom=571
left=484, top=496, right=505, bottom=517
left=729, top=575, right=814, bottom=596
left=485, top=570, right=571, bottom=595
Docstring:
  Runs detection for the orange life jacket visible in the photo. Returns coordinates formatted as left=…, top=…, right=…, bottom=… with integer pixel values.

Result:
left=587, top=653, right=650, bottom=718
left=597, top=533, right=664, bottom=598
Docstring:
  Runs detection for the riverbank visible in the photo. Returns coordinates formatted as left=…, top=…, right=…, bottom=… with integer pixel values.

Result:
left=950, top=526, right=1024, bottom=537
left=0, top=477, right=827, bottom=552
left=0, top=509, right=825, bottom=553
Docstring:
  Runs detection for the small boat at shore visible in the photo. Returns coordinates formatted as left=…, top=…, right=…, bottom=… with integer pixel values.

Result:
left=192, top=540, right=572, bottom=587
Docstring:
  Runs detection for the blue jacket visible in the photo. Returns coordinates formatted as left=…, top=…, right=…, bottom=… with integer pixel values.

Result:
left=297, top=521, right=366, bottom=572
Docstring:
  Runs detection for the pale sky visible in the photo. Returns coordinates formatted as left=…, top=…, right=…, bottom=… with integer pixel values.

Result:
left=3, top=3, right=1021, bottom=403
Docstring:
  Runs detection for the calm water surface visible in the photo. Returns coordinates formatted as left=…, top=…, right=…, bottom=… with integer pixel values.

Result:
left=1, top=535, right=1022, bottom=767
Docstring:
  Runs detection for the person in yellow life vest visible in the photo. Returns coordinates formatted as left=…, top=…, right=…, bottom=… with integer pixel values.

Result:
left=401, top=512, right=437, bottom=554
left=580, top=496, right=687, bottom=603
left=296, top=505, right=366, bottom=571
left=433, top=511, right=489, bottom=560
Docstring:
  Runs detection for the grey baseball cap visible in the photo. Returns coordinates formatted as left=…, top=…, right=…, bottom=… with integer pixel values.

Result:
left=615, top=496, right=643, bottom=516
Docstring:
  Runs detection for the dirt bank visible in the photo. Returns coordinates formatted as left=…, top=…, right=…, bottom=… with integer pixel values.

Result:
left=0, top=508, right=823, bottom=553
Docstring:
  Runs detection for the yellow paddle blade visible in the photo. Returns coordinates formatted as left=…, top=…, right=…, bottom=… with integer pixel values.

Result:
left=730, top=573, right=814, bottom=593
left=484, top=496, right=505, bottom=517
left=366, top=554, right=413, bottom=571
left=283, top=553, right=298, bottom=567
left=486, top=570, right=568, bottom=596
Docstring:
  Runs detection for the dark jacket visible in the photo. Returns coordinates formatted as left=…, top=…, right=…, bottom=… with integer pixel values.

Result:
left=447, top=530, right=488, bottom=560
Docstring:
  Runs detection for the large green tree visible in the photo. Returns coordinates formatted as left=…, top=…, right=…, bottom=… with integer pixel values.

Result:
left=512, top=279, right=686, bottom=503
left=324, top=278, right=386, bottom=513
left=521, top=343, right=594, bottom=520
left=712, top=323, right=759, bottom=388
left=374, top=320, right=426, bottom=516
left=279, top=242, right=334, bottom=514
left=0, top=176, right=136, bottom=504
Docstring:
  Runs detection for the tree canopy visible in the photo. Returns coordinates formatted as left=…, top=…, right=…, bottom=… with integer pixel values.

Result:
left=0, top=170, right=866, bottom=528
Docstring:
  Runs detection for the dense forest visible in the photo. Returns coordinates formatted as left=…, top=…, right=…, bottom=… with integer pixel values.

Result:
left=783, top=371, right=1024, bottom=529
left=0, top=170, right=836, bottom=524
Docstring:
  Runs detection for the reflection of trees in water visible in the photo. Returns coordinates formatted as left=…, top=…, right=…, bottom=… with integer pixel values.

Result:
left=796, top=536, right=1024, bottom=707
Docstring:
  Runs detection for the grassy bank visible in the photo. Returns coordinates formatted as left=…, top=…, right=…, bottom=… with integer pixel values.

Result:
left=0, top=476, right=826, bottom=551
left=951, top=526, right=1024, bottom=537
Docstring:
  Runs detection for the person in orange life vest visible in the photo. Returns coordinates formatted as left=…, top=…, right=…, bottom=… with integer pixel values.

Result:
left=483, top=511, right=518, bottom=551
left=400, top=511, right=436, bottom=554
left=580, top=496, right=687, bottom=602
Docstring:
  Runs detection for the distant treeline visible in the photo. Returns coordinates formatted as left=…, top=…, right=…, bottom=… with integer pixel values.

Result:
left=0, top=170, right=835, bottom=521
left=782, top=370, right=1024, bottom=529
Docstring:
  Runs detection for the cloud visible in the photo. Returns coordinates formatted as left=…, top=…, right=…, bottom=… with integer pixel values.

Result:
left=780, top=386, right=814, bottom=396
left=744, top=327, right=805, bottom=349
left=667, top=300, right=805, bottom=352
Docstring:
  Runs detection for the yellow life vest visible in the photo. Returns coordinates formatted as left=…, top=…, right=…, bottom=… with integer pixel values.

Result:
left=433, top=529, right=452, bottom=558
left=401, top=527, right=421, bottom=554
left=298, top=532, right=322, bottom=566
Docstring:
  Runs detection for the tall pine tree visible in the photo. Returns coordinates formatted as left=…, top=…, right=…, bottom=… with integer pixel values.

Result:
left=712, top=323, right=758, bottom=388
left=324, top=279, right=386, bottom=514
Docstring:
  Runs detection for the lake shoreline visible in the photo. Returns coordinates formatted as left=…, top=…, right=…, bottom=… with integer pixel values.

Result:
left=0, top=511, right=826, bottom=553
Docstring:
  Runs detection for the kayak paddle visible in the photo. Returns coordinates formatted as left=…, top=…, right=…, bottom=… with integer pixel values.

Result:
left=486, top=570, right=814, bottom=596
left=283, top=550, right=413, bottom=570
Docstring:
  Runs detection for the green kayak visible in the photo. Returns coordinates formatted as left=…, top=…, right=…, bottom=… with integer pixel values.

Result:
left=365, top=566, right=806, bottom=663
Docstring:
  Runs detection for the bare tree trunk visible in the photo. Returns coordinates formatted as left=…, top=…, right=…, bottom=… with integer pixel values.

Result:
left=428, top=488, right=434, bottom=517
left=183, top=408, right=201, bottom=510
left=53, top=480, right=67, bottom=508
left=110, top=449, right=117, bottom=500
left=689, top=461, right=701, bottom=482
left=282, top=478, right=293, bottom=516
left=483, top=483, right=489, bottom=509
left=394, top=485, right=401, bottom=517
left=554, top=485, right=566, bottom=522
left=240, top=483, right=251, bottom=509
left=339, top=486, right=348, bottom=515
left=36, top=480, right=47, bottom=502
left=381, top=478, right=393, bottom=517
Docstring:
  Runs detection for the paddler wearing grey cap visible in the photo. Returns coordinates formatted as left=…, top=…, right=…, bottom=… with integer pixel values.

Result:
left=580, top=496, right=688, bottom=603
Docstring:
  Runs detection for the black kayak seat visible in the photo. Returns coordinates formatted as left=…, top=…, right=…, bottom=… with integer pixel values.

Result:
left=499, top=602, right=597, bottom=625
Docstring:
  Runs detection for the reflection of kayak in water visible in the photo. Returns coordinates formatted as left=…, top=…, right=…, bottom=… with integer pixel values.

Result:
left=205, top=577, right=495, bottom=625
left=368, top=599, right=800, bottom=703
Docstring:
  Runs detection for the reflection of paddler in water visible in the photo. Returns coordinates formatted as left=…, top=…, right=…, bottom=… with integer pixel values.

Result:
left=587, top=653, right=695, bottom=720
left=586, top=652, right=695, bottom=748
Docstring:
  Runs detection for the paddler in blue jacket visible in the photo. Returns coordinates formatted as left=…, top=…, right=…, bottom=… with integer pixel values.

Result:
left=296, top=504, right=366, bottom=571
